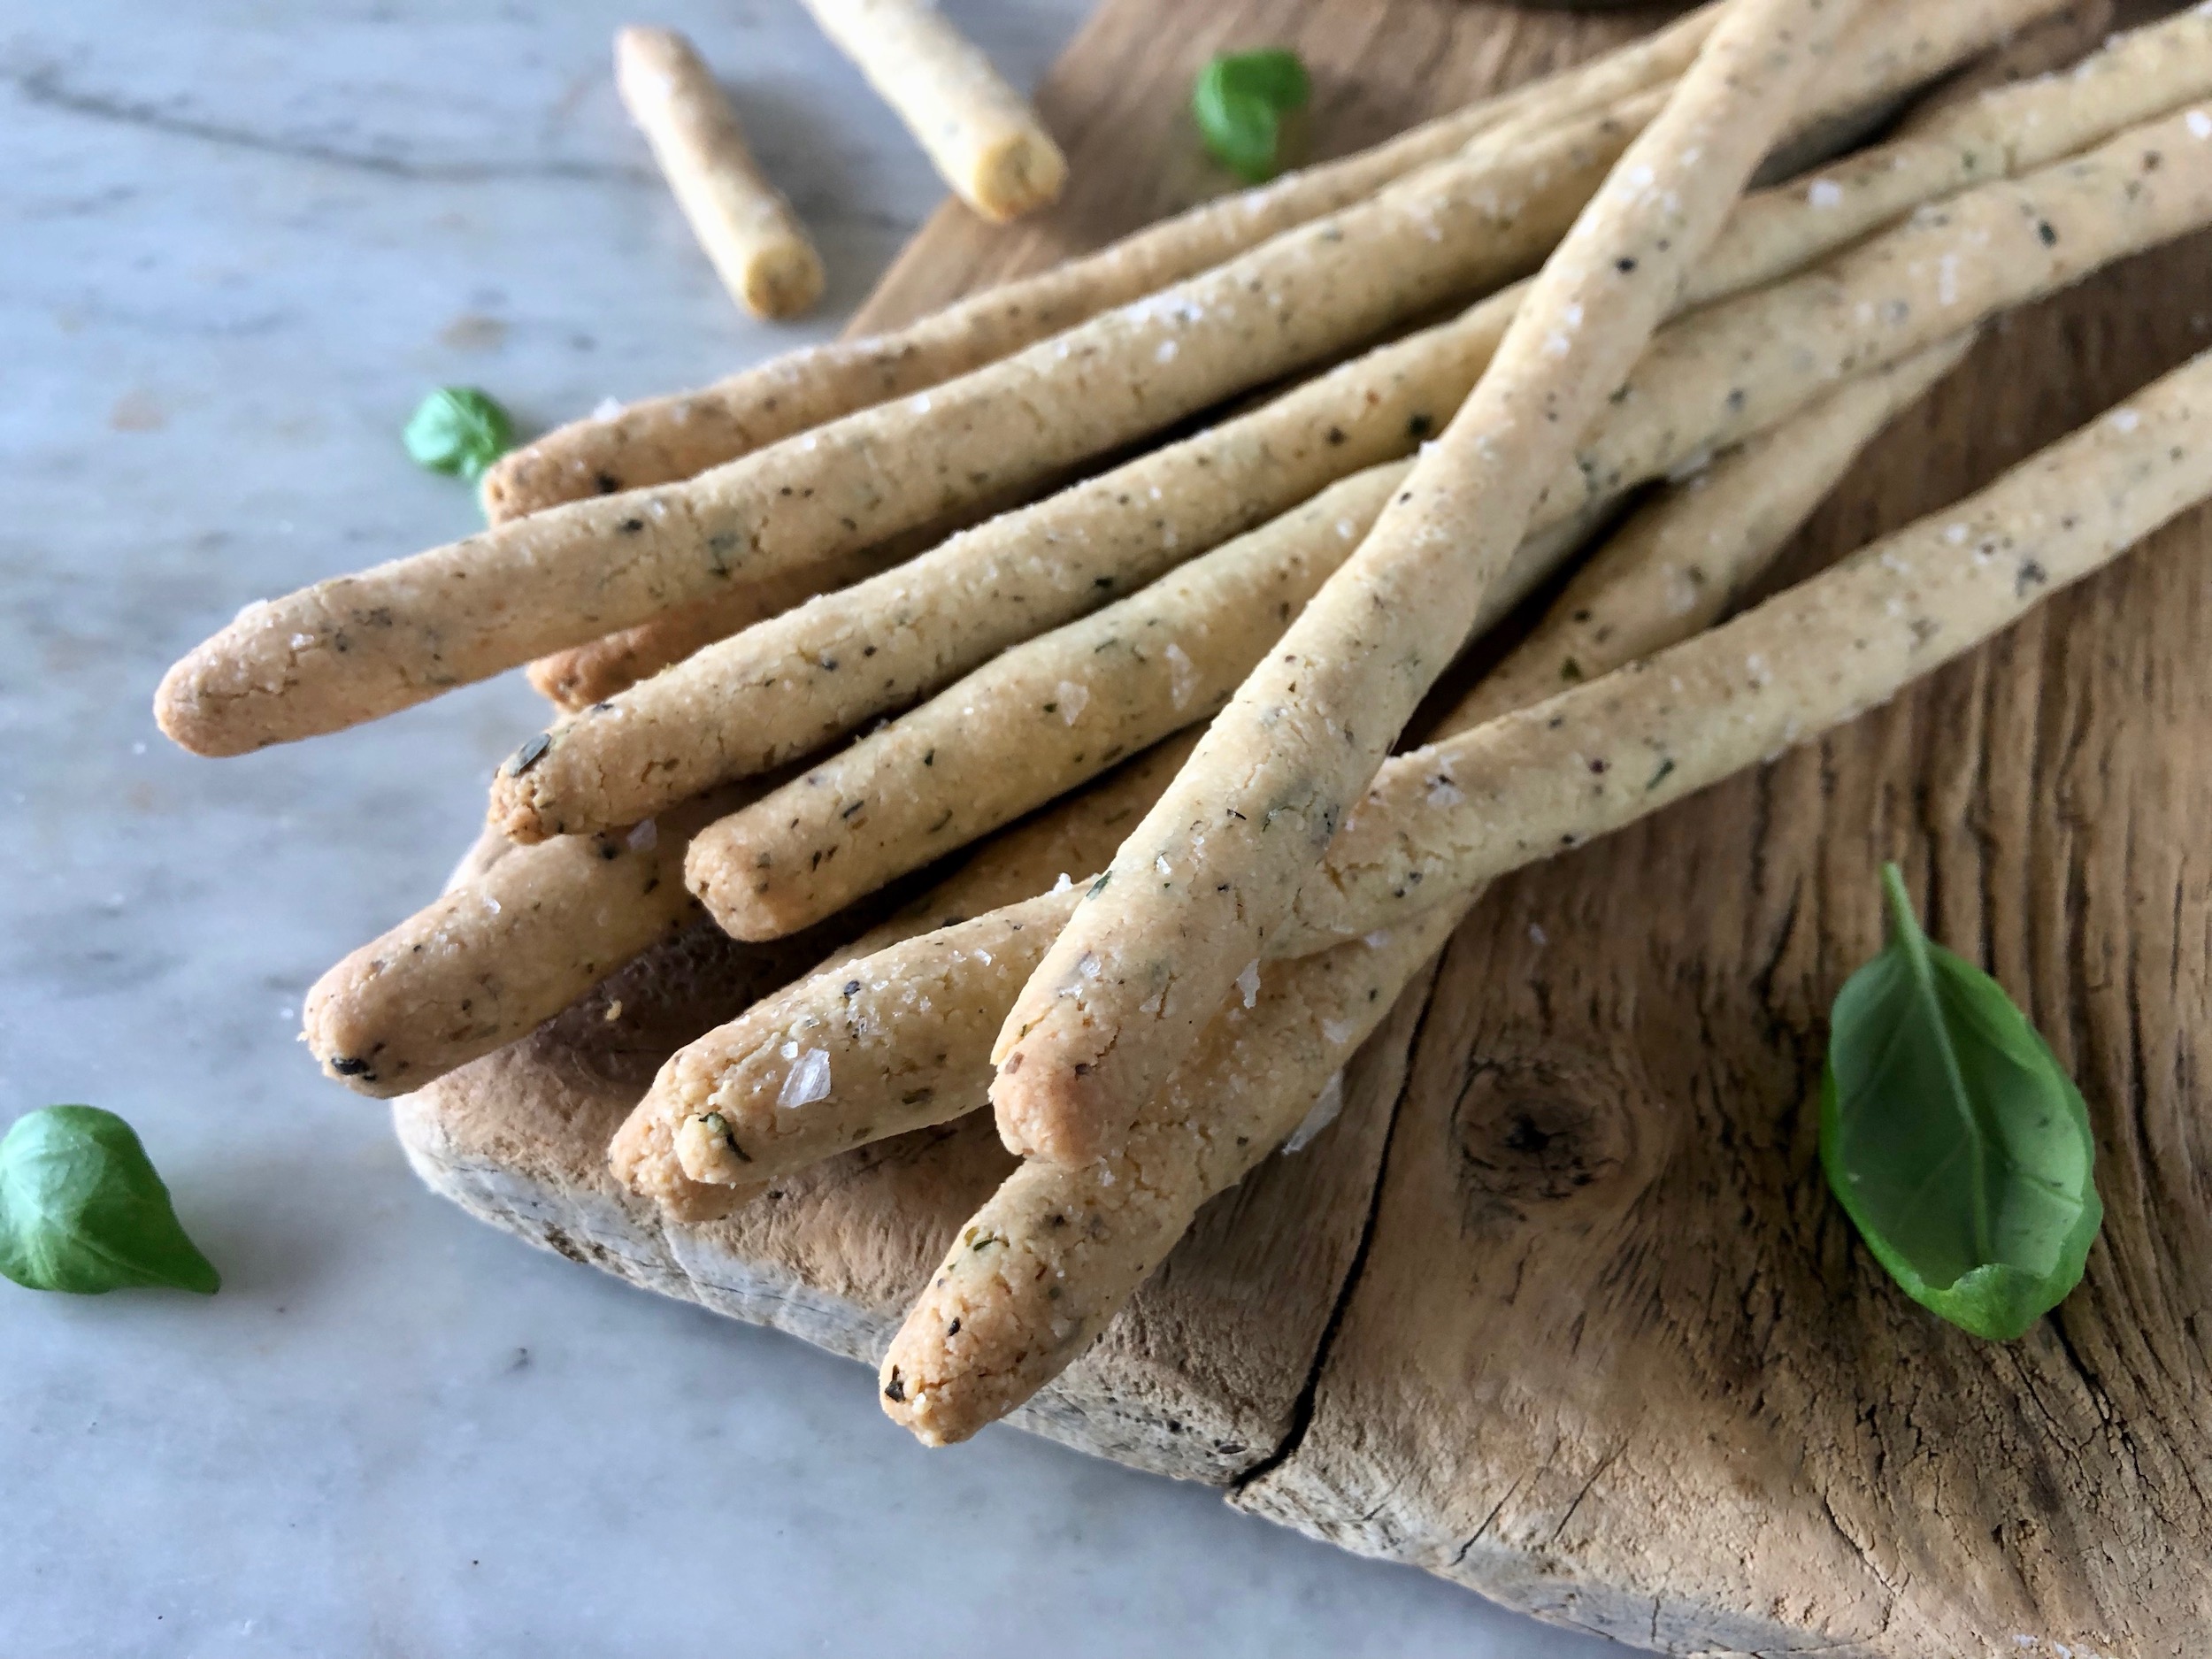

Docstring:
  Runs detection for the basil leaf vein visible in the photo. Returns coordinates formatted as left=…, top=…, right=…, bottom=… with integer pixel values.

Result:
left=1819, top=864, right=2101, bottom=1340
left=0, top=1106, right=220, bottom=1295
left=1194, top=50, right=1312, bottom=183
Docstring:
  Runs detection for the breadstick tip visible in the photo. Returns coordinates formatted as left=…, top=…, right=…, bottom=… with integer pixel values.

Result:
left=607, top=1104, right=758, bottom=1221
left=971, top=129, right=1069, bottom=222
left=989, top=1042, right=1113, bottom=1164
left=741, top=238, right=828, bottom=319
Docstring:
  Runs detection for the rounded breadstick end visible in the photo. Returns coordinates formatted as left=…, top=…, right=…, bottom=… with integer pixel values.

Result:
left=154, top=618, right=295, bottom=757
left=485, top=727, right=571, bottom=843
left=682, top=820, right=817, bottom=941
left=301, top=961, right=411, bottom=1100
left=970, top=128, right=1069, bottom=223
left=672, top=1111, right=759, bottom=1187
left=608, top=1106, right=757, bottom=1222
left=988, top=1043, right=1111, bottom=1166
left=740, top=238, right=827, bottom=321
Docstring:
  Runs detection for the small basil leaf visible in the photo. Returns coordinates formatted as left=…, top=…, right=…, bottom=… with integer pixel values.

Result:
left=1819, top=864, right=2101, bottom=1340
left=403, top=386, right=514, bottom=482
left=1194, top=50, right=1311, bottom=183
left=0, top=1106, right=220, bottom=1295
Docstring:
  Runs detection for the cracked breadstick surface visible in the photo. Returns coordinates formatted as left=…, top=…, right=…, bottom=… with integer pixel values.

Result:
left=626, top=343, right=1930, bottom=1205
left=481, top=6, right=1723, bottom=519
left=989, top=0, right=1866, bottom=1167
left=490, top=0, right=2070, bottom=842
left=798, top=0, right=1065, bottom=221
left=616, top=27, right=823, bottom=319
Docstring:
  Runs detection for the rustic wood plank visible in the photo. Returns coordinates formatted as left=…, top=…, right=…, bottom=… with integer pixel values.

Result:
left=1233, top=242, right=2212, bottom=1655
left=395, top=0, right=2212, bottom=1649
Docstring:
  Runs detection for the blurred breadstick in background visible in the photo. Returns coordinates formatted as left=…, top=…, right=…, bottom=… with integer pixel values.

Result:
left=616, top=27, right=825, bottom=319
left=797, top=0, right=1066, bottom=222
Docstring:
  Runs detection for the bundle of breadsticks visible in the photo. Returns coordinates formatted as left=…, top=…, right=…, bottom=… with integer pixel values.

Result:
left=162, top=0, right=2212, bottom=1440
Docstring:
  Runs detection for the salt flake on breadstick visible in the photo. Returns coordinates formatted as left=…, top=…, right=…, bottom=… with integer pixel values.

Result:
left=989, top=0, right=1869, bottom=1167
left=615, top=27, right=825, bottom=320
left=798, top=0, right=1066, bottom=222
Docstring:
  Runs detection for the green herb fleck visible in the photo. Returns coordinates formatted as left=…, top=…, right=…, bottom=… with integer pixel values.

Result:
left=403, top=387, right=514, bottom=482
left=1646, top=757, right=1675, bottom=791
left=0, top=1107, right=219, bottom=1295
left=1819, top=864, right=2101, bottom=1341
left=1087, top=871, right=1112, bottom=897
left=1193, top=49, right=1311, bottom=183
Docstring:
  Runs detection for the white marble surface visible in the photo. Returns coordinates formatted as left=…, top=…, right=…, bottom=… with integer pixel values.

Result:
left=0, top=4, right=1623, bottom=1654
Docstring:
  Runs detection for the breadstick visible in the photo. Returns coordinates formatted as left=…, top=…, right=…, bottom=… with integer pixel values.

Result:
left=879, top=904, right=1460, bottom=1444
left=483, top=6, right=1724, bottom=520
left=1294, top=342, right=2212, bottom=947
left=155, top=0, right=2033, bottom=758
left=615, top=27, right=824, bottom=320
left=638, top=335, right=1960, bottom=1202
left=492, top=0, right=2105, bottom=841
left=684, top=472, right=1609, bottom=939
left=990, top=0, right=1867, bottom=1168
left=526, top=538, right=901, bottom=710
left=160, top=95, right=1654, bottom=758
left=797, top=0, right=1065, bottom=221
left=302, top=785, right=753, bottom=1097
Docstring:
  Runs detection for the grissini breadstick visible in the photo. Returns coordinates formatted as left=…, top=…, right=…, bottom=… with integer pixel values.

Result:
left=615, top=27, right=824, bottom=320
left=1293, top=344, right=2212, bottom=947
left=640, top=733, right=1207, bottom=1225
left=525, top=539, right=902, bottom=710
left=482, top=6, right=1726, bottom=520
left=160, top=94, right=1658, bottom=758
left=495, top=0, right=2130, bottom=841
left=879, top=905, right=1461, bottom=1444
left=641, top=336, right=1963, bottom=1201
left=797, top=0, right=1065, bottom=222
left=155, top=0, right=2038, bottom=759
left=684, top=474, right=1608, bottom=939
left=880, top=337, right=1989, bottom=1446
left=645, top=495, right=1605, bottom=1189
left=302, top=785, right=754, bottom=1097
left=990, top=0, right=1866, bottom=1167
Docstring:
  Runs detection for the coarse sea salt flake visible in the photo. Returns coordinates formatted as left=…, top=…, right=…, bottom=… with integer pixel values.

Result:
left=1282, top=1072, right=1345, bottom=1154
left=780, top=1040, right=799, bottom=1059
left=1164, top=641, right=1197, bottom=708
left=1052, top=872, right=1072, bottom=893
left=2108, top=407, right=2141, bottom=433
left=1807, top=179, right=1843, bottom=209
left=1237, top=960, right=1262, bottom=1008
left=626, top=818, right=657, bottom=852
left=1156, top=340, right=1179, bottom=364
left=2190, top=109, right=2212, bottom=141
left=1055, top=680, right=1089, bottom=723
left=1321, top=1017, right=1356, bottom=1047
left=777, top=1048, right=832, bottom=1109
left=591, top=396, right=625, bottom=421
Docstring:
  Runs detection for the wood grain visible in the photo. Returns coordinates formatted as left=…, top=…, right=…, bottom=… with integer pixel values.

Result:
left=396, top=2, right=2212, bottom=1650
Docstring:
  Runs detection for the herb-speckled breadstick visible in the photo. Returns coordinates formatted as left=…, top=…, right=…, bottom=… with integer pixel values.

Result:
left=638, top=494, right=1606, bottom=1191
left=629, top=344, right=1930, bottom=1203
left=1445, top=333, right=1973, bottom=729
left=797, top=0, right=1065, bottom=221
left=156, top=0, right=2027, bottom=759
left=1294, top=342, right=2212, bottom=948
left=302, top=786, right=753, bottom=1097
left=483, top=7, right=1724, bottom=520
left=488, top=0, right=2075, bottom=842
left=990, top=0, right=1864, bottom=1168
left=156, top=98, right=1653, bottom=758
left=616, top=27, right=824, bottom=320
left=683, top=470, right=1609, bottom=939
left=880, top=902, right=1458, bottom=1443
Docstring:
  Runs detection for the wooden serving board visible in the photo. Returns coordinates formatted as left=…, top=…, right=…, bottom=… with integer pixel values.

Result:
left=394, top=2, right=2212, bottom=1651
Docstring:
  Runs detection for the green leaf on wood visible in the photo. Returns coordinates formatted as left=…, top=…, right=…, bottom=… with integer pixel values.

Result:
left=0, top=1106, right=220, bottom=1295
left=1819, top=864, right=2101, bottom=1340
left=1194, top=50, right=1312, bottom=183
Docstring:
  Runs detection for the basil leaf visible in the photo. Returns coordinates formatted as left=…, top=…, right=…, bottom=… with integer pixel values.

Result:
left=403, top=386, right=514, bottom=482
left=1194, top=50, right=1311, bottom=183
left=1819, top=864, right=2101, bottom=1340
left=0, top=1106, right=220, bottom=1295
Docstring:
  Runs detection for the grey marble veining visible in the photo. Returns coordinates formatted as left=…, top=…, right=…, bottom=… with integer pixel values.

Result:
left=0, top=4, right=1619, bottom=1654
